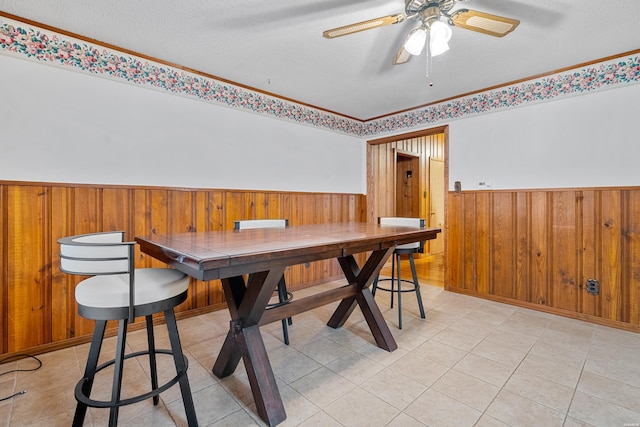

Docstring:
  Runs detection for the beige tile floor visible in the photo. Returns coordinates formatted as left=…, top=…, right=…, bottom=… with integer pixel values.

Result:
left=1, top=279, right=640, bottom=427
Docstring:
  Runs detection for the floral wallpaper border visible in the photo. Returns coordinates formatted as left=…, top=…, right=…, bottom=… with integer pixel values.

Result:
left=1, top=15, right=638, bottom=138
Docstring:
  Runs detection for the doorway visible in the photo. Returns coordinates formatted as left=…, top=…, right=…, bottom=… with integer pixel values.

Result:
left=366, top=126, right=447, bottom=287
left=395, top=151, right=421, bottom=218
left=429, top=158, right=445, bottom=254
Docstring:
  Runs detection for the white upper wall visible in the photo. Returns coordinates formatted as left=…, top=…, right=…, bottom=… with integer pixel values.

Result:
left=0, top=55, right=366, bottom=194
left=2, top=51, right=639, bottom=195
left=448, top=84, right=640, bottom=191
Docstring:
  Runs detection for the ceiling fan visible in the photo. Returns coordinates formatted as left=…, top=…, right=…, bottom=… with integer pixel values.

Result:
left=323, top=0, right=520, bottom=65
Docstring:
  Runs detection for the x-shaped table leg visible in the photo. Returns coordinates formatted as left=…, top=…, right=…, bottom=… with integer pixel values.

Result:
left=327, top=246, right=398, bottom=351
left=213, top=267, right=287, bottom=427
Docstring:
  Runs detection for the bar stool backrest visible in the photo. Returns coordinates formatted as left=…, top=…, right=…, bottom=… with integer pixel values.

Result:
left=378, top=217, right=425, bottom=251
left=59, top=231, right=136, bottom=321
left=234, top=219, right=288, bottom=230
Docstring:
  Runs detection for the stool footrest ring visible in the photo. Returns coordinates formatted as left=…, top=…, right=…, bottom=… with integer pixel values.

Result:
left=266, top=291, right=293, bottom=309
left=374, top=278, right=420, bottom=293
left=75, top=349, right=188, bottom=409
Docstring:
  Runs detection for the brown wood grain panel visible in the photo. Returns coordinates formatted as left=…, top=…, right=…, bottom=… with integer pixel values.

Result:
left=581, top=190, right=599, bottom=317
left=0, top=181, right=366, bottom=356
left=168, top=190, right=196, bottom=314
left=627, top=190, right=640, bottom=326
left=446, top=193, right=463, bottom=289
left=208, top=190, right=224, bottom=231
left=50, top=187, right=74, bottom=341
left=600, top=190, right=622, bottom=321
left=0, top=185, right=5, bottom=353
left=133, top=188, right=152, bottom=267
left=102, top=188, right=131, bottom=233
left=529, top=192, right=550, bottom=306
left=7, top=185, right=47, bottom=351
left=444, top=186, right=640, bottom=332
left=224, top=191, right=245, bottom=229
left=551, top=191, right=579, bottom=312
left=491, top=192, right=515, bottom=298
left=515, top=192, right=529, bottom=301
left=475, top=192, right=490, bottom=294
left=462, top=193, right=476, bottom=291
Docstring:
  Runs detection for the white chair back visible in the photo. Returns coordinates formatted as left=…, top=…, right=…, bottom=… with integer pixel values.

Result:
left=378, top=217, right=425, bottom=250
left=59, top=231, right=137, bottom=321
left=59, top=231, right=133, bottom=275
left=234, top=219, right=288, bottom=230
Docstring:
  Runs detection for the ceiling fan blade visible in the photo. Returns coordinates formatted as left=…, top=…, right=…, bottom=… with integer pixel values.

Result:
left=323, top=14, right=405, bottom=39
left=393, top=46, right=412, bottom=65
left=451, top=9, right=520, bottom=37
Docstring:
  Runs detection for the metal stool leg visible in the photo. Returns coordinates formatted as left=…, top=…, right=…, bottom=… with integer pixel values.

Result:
left=165, top=309, right=198, bottom=427
left=396, top=253, right=403, bottom=329
left=277, top=276, right=291, bottom=345
left=146, top=315, right=160, bottom=405
left=409, top=253, right=426, bottom=319
left=390, top=254, right=396, bottom=309
left=73, top=320, right=107, bottom=427
left=108, top=320, right=128, bottom=426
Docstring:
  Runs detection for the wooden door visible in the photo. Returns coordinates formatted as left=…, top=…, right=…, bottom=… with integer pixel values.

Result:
left=429, top=158, right=445, bottom=253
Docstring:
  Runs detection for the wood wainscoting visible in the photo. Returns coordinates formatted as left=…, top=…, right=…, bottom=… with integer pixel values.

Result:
left=447, top=187, right=640, bottom=332
left=0, top=181, right=366, bottom=356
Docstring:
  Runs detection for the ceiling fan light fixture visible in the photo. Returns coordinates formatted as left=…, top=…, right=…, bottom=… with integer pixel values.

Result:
left=404, top=27, right=427, bottom=56
left=429, top=20, right=452, bottom=57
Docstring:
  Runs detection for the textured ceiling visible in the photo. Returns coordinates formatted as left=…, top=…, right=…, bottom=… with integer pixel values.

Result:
left=1, top=0, right=639, bottom=120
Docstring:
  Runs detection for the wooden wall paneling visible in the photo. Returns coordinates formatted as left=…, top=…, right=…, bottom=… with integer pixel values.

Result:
left=550, top=191, right=579, bottom=312
left=145, top=189, right=170, bottom=269
left=71, top=187, right=103, bottom=337
left=133, top=188, right=152, bottom=267
left=491, top=192, right=516, bottom=298
left=600, top=190, right=623, bottom=321
left=462, top=193, right=476, bottom=292
left=446, top=192, right=463, bottom=290
left=619, top=190, right=631, bottom=323
left=50, top=187, right=74, bottom=342
left=208, top=191, right=224, bottom=231
left=420, top=140, right=429, bottom=222
left=314, top=194, right=332, bottom=282
left=515, top=192, right=530, bottom=301
left=253, top=192, right=282, bottom=220
left=102, top=188, right=132, bottom=233
left=7, top=185, right=47, bottom=351
left=167, top=190, right=196, bottom=314
left=168, top=190, right=195, bottom=233
left=366, top=143, right=375, bottom=223
left=0, top=185, right=5, bottom=354
left=0, top=181, right=368, bottom=355
left=377, top=143, right=393, bottom=220
left=204, top=190, right=225, bottom=306
left=529, top=192, right=551, bottom=306
left=580, top=190, right=599, bottom=317
left=475, top=192, right=490, bottom=294
left=299, top=194, right=316, bottom=285
left=627, top=190, right=640, bottom=326
left=224, top=191, right=247, bottom=228
left=283, top=193, right=303, bottom=287
left=444, top=186, right=640, bottom=331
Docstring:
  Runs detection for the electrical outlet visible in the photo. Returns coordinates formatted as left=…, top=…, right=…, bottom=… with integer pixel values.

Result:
left=586, top=278, right=599, bottom=295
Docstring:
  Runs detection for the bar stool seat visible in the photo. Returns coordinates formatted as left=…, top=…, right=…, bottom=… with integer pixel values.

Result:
left=372, top=217, right=427, bottom=329
left=59, top=231, right=198, bottom=427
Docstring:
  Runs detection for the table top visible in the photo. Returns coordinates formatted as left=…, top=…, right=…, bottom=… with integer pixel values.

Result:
left=136, top=222, right=441, bottom=281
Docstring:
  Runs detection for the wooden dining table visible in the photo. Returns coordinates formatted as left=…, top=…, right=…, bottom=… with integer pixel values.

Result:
left=135, top=222, right=440, bottom=426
